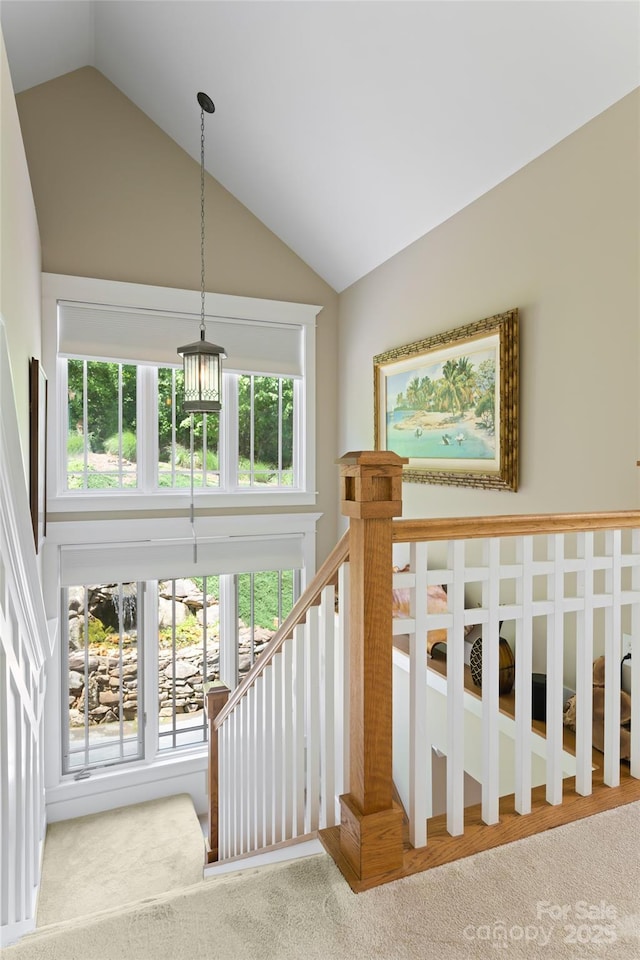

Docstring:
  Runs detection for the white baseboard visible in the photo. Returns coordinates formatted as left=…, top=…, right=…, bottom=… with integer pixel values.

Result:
left=204, top=838, right=324, bottom=879
left=0, top=913, right=36, bottom=948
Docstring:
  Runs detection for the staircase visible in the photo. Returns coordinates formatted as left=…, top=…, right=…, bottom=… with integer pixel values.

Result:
left=208, top=451, right=640, bottom=891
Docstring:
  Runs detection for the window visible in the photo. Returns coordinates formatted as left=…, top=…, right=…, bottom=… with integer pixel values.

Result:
left=237, top=375, right=295, bottom=487
left=62, top=360, right=298, bottom=494
left=45, top=275, right=319, bottom=510
left=43, top=274, right=319, bottom=795
left=157, top=368, right=220, bottom=489
left=62, top=565, right=299, bottom=773
left=64, top=581, right=144, bottom=774
left=66, top=359, right=138, bottom=490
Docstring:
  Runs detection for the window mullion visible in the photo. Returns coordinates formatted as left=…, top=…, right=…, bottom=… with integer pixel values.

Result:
left=171, top=369, right=177, bottom=486
left=203, top=413, right=208, bottom=487
left=222, top=375, right=238, bottom=490
left=278, top=378, right=283, bottom=484
left=118, top=365, right=123, bottom=486
left=219, top=574, right=238, bottom=690
left=58, top=358, right=69, bottom=495
left=138, top=366, right=156, bottom=493
left=250, top=375, right=255, bottom=484
left=82, top=361, right=89, bottom=489
left=143, top=579, right=159, bottom=760
left=293, top=378, right=302, bottom=490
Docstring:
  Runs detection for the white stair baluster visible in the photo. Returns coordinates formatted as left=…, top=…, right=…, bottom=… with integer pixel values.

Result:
left=409, top=541, right=428, bottom=848
left=515, top=535, right=533, bottom=814
left=241, top=694, right=250, bottom=853
left=604, top=530, right=622, bottom=787
left=481, top=537, right=500, bottom=825
left=305, top=608, right=320, bottom=832
left=320, top=584, right=336, bottom=828
left=283, top=639, right=294, bottom=839
left=230, top=707, right=239, bottom=857
left=254, top=674, right=265, bottom=849
left=576, top=532, right=594, bottom=796
left=263, top=664, right=274, bottom=847
left=218, top=721, right=227, bottom=859
left=247, top=684, right=257, bottom=851
left=272, top=652, right=284, bottom=843
left=631, top=530, right=640, bottom=779
left=293, top=624, right=306, bottom=835
left=447, top=539, right=465, bottom=837
left=546, top=533, right=565, bottom=806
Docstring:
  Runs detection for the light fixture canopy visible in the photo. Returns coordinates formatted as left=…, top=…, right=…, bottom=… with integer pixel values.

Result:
left=178, top=90, right=226, bottom=413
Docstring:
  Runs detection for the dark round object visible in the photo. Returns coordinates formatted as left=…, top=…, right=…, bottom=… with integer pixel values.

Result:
left=469, top=636, right=515, bottom=695
left=197, top=92, right=215, bottom=113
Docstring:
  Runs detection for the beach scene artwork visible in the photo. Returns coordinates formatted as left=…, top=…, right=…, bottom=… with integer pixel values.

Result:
left=380, top=337, right=499, bottom=465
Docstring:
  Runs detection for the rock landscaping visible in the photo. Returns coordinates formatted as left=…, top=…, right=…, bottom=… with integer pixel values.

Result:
left=67, top=579, right=275, bottom=728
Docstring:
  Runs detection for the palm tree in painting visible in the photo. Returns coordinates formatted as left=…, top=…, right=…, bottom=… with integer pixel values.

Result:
left=405, top=374, right=434, bottom=410
left=439, top=358, right=474, bottom=416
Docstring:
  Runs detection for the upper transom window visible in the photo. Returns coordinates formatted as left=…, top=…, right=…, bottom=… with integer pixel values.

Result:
left=43, top=275, right=319, bottom=510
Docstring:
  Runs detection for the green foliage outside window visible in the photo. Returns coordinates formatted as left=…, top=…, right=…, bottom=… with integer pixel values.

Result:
left=238, top=376, right=293, bottom=469
left=237, top=570, right=294, bottom=629
left=192, top=571, right=294, bottom=630
left=67, top=362, right=295, bottom=485
left=67, top=359, right=137, bottom=453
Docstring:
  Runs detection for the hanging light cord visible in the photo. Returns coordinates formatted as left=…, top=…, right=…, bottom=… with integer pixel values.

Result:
left=190, top=413, right=197, bottom=563
left=200, top=103, right=207, bottom=338
left=192, top=99, right=209, bottom=563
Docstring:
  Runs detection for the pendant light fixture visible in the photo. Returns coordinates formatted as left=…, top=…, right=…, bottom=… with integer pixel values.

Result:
left=177, top=91, right=226, bottom=413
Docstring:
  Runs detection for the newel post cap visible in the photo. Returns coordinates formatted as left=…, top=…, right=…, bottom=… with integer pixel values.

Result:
left=337, top=450, right=407, bottom=519
left=337, top=450, right=408, bottom=469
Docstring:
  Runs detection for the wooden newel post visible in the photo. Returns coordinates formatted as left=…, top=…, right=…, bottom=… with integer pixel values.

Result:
left=206, top=682, right=230, bottom=863
left=336, top=450, right=407, bottom=884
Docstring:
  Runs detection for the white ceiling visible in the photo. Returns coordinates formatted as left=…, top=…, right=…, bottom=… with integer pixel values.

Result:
left=2, top=1, right=639, bottom=292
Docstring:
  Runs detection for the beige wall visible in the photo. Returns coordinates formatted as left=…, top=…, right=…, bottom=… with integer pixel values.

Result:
left=0, top=30, right=42, bottom=476
left=339, top=89, right=640, bottom=522
left=12, top=64, right=639, bottom=550
left=15, top=67, right=340, bottom=561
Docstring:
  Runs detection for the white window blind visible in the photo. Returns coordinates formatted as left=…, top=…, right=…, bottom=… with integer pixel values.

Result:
left=58, top=301, right=304, bottom=378
left=59, top=534, right=305, bottom=586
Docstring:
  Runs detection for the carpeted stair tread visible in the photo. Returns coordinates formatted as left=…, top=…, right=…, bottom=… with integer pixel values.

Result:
left=35, top=793, right=205, bottom=927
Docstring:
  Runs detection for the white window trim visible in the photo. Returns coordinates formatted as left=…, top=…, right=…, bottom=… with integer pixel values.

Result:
left=43, top=273, right=320, bottom=512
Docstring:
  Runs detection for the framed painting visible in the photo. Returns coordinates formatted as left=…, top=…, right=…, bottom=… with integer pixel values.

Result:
left=374, top=309, right=518, bottom=490
left=29, top=357, right=47, bottom=551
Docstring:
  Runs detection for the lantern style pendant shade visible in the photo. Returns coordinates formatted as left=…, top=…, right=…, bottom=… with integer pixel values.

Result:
left=178, top=329, right=226, bottom=413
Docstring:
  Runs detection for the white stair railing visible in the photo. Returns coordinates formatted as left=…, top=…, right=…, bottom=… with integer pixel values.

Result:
left=216, top=560, right=350, bottom=861
left=0, top=320, right=51, bottom=947
left=393, top=517, right=640, bottom=848
left=212, top=502, right=640, bottom=878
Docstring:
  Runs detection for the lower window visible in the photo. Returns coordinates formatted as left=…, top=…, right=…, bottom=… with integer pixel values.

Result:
left=63, top=568, right=297, bottom=774
left=64, top=582, right=144, bottom=774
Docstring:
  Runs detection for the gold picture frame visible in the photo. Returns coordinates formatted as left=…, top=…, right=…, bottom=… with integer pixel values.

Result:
left=374, top=309, right=518, bottom=490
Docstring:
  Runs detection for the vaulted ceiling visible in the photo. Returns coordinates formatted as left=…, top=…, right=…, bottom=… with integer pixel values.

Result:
left=2, top=1, right=639, bottom=291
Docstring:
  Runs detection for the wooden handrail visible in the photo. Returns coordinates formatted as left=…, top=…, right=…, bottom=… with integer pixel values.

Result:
left=393, top=510, right=640, bottom=543
left=214, top=529, right=350, bottom=730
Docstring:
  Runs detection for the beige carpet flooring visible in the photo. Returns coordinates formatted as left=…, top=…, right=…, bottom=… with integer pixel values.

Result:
left=5, top=798, right=640, bottom=959
left=35, top=793, right=205, bottom=926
